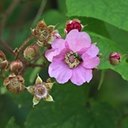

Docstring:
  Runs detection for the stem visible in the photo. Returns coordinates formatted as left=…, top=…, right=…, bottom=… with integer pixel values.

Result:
left=16, top=35, right=33, bottom=59
left=28, top=63, right=45, bottom=68
left=31, top=0, right=47, bottom=27
left=0, top=39, right=14, bottom=55
left=97, top=70, right=105, bottom=90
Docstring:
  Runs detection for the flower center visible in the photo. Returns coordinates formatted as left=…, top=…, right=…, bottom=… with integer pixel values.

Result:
left=65, top=51, right=82, bottom=68
left=34, top=84, right=48, bottom=99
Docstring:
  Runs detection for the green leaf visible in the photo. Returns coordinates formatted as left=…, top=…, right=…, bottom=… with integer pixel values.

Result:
left=25, top=84, right=118, bottom=128
left=66, top=0, right=128, bottom=31
left=91, top=32, right=128, bottom=81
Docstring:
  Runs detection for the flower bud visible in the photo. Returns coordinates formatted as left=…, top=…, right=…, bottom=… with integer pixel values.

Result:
left=3, top=74, right=25, bottom=93
left=65, top=19, right=83, bottom=33
left=23, top=44, right=39, bottom=60
left=10, top=60, right=23, bottom=74
left=109, top=52, right=121, bottom=65
left=0, top=50, right=8, bottom=70
left=0, top=50, right=6, bottom=62
left=32, top=20, right=60, bottom=47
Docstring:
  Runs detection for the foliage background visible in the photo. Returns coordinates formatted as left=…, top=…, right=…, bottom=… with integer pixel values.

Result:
left=0, top=0, right=128, bottom=127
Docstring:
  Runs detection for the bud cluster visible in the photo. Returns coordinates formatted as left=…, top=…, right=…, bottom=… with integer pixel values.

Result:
left=0, top=20, right=57, bottom=106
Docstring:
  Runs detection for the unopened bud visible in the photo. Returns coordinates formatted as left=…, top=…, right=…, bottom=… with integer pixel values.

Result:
left=32, top=20, right=60, bottom=47
left=0, top=60, right=8, bottom=69
left=3, top=74, right=25, bottom=93
left=23, top=44, right=39, bottom=60
left=10, top=60, right=23, bottom=74
left=0, top=50, right=6, bottom=62
left=65, top=19, right=83, bottom=33
left=109, top=52, right=121, bottom=65
left=0, top=50, right=8, bottom=70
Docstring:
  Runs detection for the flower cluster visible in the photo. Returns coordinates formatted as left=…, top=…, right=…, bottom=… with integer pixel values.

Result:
left=0, top=19, right=105, bottom=106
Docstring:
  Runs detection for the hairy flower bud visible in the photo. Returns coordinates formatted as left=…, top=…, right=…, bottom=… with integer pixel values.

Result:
left=0, top=50, right=8, bottom=69
left=10, top=60, right=23, bottom=74
left=32, top=20, right=60, bottom=47
left=109, top=52, right=121, bottom=65
left=0, top=50, right=6, bottom=62
left=23, top=44, right=39, bottom=60
left=65, top=19, right=83, bottom=33
left=3, top=74, right=25, bottom=93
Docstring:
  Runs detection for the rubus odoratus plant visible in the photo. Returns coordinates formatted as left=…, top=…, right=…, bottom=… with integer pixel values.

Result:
left=0, top=19, right=121, bottom=106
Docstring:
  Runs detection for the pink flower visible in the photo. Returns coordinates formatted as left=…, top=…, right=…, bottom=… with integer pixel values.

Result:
left=45, top=30, right=100, bottom=86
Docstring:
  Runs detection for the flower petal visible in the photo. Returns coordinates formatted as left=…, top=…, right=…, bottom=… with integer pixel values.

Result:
left=48, top=56, right=72, bottom=84
left=45, top=49, right=58, bottom=62
left=51, top=38, right=65, bottom=49
left=86, top=44, right=99, bottom=57
left=82, top=54, right=100, bottom=69
left=45, top=39, right=66, bottom=62
left=71, top=66, right=92, bottom=85
left=66, top=29, right=91, bottom=52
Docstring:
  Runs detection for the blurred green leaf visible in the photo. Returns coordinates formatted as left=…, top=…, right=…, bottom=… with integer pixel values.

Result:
left=41, top=9, right=66, bottom=25
left=57, top=0, right=66, bottom=13
left=121, top=116, right=128, bottom=128
left=66, top=0, right=128, bottom=31
left=5, top=117, right=20, bottom=128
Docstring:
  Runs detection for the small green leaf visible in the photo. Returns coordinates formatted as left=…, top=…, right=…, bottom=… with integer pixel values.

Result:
left=5, top=117, right=20, bottom=128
